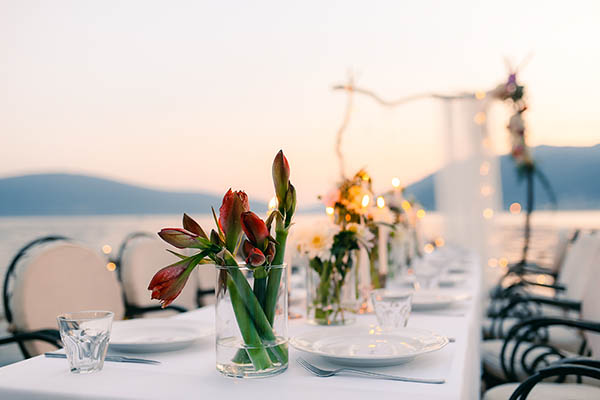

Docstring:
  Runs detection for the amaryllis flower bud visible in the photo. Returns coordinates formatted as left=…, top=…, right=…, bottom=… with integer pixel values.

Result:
left=241, top=211, right=270, bottom=248
left=272, top=150, right=290, bottom=208
left=210, top=229, right=224, bottom=246
left=183, top=213, right=207, bottom=239
left=218, top=189, right=249, bottom=252
left=285, top=183, right=297, bottom=216
left=264, top=241, right=275, bottom=263
left=246, top=246, right=266, bottom=267
left=158, top=228, right=201, bottom=249
left=148, top=259, right=195, bottom=308
left=242, top=239, right=255, bottom=258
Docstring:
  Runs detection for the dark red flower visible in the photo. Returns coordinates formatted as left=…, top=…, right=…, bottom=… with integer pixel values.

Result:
left=246, top=246, right=266, bottom=267
left=241, top=211, right=270, bottom=248
left=218, top=189, right=249, bottom=251
left=147, top=259, right=194, bottom=308
left=264, top=241, right=275, bottom=263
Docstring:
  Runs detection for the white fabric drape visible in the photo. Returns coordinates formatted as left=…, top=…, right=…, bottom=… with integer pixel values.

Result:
left=434, top=97, right=501, bottom=286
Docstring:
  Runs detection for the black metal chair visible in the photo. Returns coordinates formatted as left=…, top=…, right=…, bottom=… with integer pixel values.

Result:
left=1, top=236, right=125, bottom=358
left=489, top=229, right=578, bottom=301
left=482, top=242, right=600, bottom=388
left=484, top=232, right=598, bottom=340
left=483, top=356, right=600, bottom=399
left=2, top=236, right=66, bottom=358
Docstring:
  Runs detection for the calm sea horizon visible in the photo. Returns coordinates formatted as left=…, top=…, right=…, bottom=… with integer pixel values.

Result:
left=1, top=210, right=599, bottom=317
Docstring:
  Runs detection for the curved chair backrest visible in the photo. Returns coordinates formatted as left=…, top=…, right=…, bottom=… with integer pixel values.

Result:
left=581, top=239, right=600, bottom=357
left=557, top=233, right=600, bottom=299
left=548, top=229, right=575, bottom=273
left=117, top=234, right=201, bottom=311
left=4, top=238, right=124, bottom=355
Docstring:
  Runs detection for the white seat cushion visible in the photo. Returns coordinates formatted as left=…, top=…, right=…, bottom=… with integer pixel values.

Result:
left=483, top=319, right=585, bottom=353
left=482, top=339, right=577, bottom=381
left=484, top=382, right=600, bottom=400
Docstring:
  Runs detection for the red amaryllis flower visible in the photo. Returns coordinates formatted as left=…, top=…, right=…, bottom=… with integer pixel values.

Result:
left=245, top=246, right=266, bottom=267
left=264, top=241, right=275, bottom=263
left=272, top=150, right=290, bottom=208
left=241, top=212, right=277, bottom=266
left=218, top=189, right=249, bottom=252
left=241, top=211, right=270, bottom=248
left=147, top=259, right=194, bottom=308
left=158, top=228, right=201, bottom=249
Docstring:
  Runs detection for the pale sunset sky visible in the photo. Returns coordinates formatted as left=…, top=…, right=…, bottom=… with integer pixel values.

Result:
left=1, top=1, right=599, bottom=205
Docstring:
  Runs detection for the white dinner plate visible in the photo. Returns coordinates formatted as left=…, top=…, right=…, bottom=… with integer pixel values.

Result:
left=291, top=326, right=448, bottom=367
left=411, top=290, right=471, bottom=311
left=109, top=318, right=212, bottom=353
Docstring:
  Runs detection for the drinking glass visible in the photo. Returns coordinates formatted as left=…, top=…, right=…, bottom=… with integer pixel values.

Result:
left=57, top=311, right=114, bottom=374
left=370, top=289, right=413, bottom=329
left=414, top=264, right=440, bottom=289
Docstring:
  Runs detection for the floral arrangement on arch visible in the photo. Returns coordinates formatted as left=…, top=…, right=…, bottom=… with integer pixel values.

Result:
left=490, top=63, right=556, bottom=265
left=491, top=71, right=533, bottom=171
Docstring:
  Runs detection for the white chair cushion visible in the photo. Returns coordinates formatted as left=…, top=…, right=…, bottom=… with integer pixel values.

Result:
left=581, top=252, right=600, bottom=356
left=559, top=234, right=600, bottom=299
left=483, top=318, right=585, bottom=353
left=483, top=317, right=520, bottom=338
left=11, top=242, right=124, bottom=355
left=482, top=339, right=577, bottom=381
left=484, top=382, right=600, bottom=400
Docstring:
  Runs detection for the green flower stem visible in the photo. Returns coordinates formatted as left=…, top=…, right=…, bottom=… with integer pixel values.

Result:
left=369, top=245, right=381, bottom=289
left=226, top=276, right=272, bottom=370
left=226, top=265, right=288, bottom=365
left=231, top=267, right=268, bottom=365
left=252, top=266, right=268, bottom=309
left=264, top=227, right=288, bottom=324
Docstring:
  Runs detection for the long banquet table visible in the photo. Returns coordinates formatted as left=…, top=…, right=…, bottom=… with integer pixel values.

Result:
left=0, top=255, right=483, bottom=400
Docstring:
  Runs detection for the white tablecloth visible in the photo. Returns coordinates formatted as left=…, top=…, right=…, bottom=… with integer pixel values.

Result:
left=0, top=257, right=483, bottom=400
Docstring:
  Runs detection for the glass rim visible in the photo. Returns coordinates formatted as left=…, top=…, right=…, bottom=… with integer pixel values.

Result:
left=370, top=288, right=414, bottom=299
left=57, top=310, right=114, bottom=322
left=215, top=263, right=287, bottom=271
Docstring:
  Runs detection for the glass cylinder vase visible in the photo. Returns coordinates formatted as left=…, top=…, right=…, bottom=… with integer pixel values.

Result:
left=387, top=226, right=409, bottom=280
left=215, top=264, right=288, bottom=378
left=305, top=250, right=359, bottom=325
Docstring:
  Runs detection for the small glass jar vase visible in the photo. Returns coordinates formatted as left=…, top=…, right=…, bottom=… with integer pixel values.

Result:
left=215, top=264, right=288, bottom=378
left=305, top=250, right=359, bottom=325
left=387, top=227, right=409, bottom=280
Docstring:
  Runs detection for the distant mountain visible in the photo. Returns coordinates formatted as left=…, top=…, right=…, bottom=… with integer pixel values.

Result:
left=0, top=174, right=267, bottom=216
left=405, top=144, right=600, bottom=210
left=0, top=145, right=598, bottom=215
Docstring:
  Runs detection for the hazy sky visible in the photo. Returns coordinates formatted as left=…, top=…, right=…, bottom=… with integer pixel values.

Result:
left=1, top=1, right=599, bottom=205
